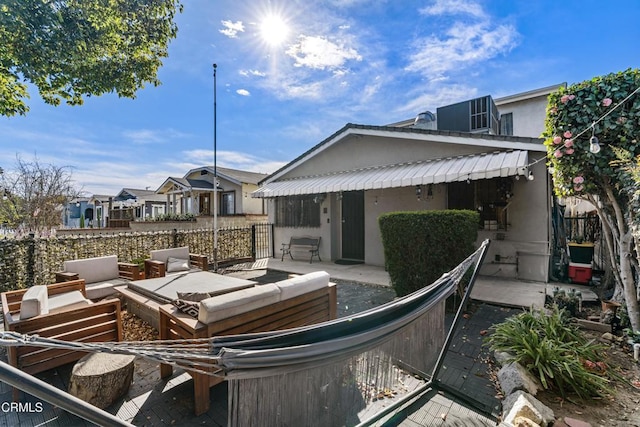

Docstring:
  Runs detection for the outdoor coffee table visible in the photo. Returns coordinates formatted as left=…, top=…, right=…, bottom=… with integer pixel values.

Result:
left=116, top=271, right=257, bottom=329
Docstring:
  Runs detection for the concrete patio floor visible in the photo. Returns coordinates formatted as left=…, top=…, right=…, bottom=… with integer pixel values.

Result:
left=261, top=257, right=599, bottom=309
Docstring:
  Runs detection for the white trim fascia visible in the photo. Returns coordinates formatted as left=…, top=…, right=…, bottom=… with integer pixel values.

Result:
left=494, top=83, right=566, bottom=105
left=264, top=127, right=546, bottom=184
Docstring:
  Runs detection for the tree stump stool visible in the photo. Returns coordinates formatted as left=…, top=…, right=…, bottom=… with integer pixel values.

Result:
left=68, top=353, right=136, bottom=409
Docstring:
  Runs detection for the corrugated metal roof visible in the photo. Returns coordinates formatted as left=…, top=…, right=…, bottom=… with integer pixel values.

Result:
left=253, top=150, right=528, bottom=198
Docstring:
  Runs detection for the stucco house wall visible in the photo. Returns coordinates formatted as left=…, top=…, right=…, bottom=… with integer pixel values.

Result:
left=260, top=85, right=564, bottom=283
left=263, top=133, right=550, bottom=281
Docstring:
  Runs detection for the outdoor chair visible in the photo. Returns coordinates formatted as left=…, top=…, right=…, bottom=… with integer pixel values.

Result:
left=144, top=246, right=208, bottom=279
left=55, top=255, right=141, bottom=299
left=1, top=280, right=123, bottom=400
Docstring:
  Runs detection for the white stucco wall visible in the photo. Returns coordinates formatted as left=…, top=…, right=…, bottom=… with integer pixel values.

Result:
left=282, top=135, right=491, bottom=179
left=496, top=94, right=549, bottom=139
left=476, top=156, right=550, bottom=281
left=240, top=183, right=265, bottom=214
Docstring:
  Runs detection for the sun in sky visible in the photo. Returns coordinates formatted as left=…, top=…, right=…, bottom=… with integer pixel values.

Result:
left=259, top=13, right=290, bottom=47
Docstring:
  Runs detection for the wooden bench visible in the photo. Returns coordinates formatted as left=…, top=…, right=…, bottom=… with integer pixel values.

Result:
left=281, top=236, right=321, bottom=263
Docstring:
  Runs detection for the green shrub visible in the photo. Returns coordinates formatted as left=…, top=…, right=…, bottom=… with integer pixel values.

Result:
left=378, top=210, right=478, bottom=296
left=486, top=306, right=612, bottom=399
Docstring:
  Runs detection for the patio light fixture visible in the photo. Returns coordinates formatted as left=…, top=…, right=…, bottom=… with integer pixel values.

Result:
left=589, top=122, right=601, bottom=154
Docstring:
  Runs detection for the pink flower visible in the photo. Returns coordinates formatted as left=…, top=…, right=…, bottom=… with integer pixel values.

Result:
left=564, top=139, right=574, bottom=147
left=573, top=176, right=584, bottom=184
left=553, top=136, right=562, bottom=145
left=569, top=94, right=575, bottom=100
left=574, top=184, right=584, bottom=192
left=561, top=95, right=570, bottom=104
left=565, top=148, right=575, bottom=155
left=554, top=150, right=563, bottom=158
left=563, top=131, right=572, bottom=138
left=602, top=98, right=612, bottom=107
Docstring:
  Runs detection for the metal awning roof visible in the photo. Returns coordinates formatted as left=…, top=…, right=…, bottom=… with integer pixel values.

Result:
left=253, top=150, right=529, bottom=198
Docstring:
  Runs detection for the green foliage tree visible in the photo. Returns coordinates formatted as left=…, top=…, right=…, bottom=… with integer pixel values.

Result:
left=543, top=68, right=640, bottom=331
left=0, top=0, right=182, bottom=116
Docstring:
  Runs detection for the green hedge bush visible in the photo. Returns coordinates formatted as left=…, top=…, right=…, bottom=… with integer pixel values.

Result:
left=378, top=210, right=479, bottom=296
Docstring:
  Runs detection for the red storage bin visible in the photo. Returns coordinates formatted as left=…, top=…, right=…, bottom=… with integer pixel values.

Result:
left=568, top=262, right=592, bottom=284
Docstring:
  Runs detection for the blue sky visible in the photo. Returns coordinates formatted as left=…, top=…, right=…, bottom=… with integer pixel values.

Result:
left=1, top=0, right=638, bottom=195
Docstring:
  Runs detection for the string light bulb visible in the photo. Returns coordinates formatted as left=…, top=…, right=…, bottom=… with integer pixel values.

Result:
left=589, top=123, right=601, bottom=154
left=528, top=171, right=535, bottom=181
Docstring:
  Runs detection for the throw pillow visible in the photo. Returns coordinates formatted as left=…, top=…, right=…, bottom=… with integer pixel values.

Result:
left=166, top=257, right=190, bottom=273
left=177, top=291, right=211, bottom=302
left=171, top=299, right=199, bottom=318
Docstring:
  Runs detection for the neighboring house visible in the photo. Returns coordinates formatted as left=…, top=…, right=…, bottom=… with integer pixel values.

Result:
left=87, top=195, right=112, bottom=228
left=62, top=197, right=92, bottom=228
left=112, top=188, right=168, bottom=221
left=155, top=166, right=268, bottom=217
left=254, top=85, right=564, bottom=282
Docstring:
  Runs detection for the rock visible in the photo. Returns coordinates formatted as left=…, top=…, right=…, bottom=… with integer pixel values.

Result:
left=512, top=415, right=540, bottom=427
left=494, top=351, right=514, bottom=367
left=68, top=353, right=136, bottom=409
left=563, top=416, right=592, bottom=427
left=502, top=390, right=555, bottom=427
left=601, top=332, right=614, bottom=341
left=498, top=362, right=541, bottom=396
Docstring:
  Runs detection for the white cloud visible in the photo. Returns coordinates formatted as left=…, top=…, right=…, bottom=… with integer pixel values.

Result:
left=420, top=0, right=486, bottom=18
left=239, top=69, right=266, bottom=77
left=219, top=20, right=244, bottom=38
left=286, top=35, right=362, bottom=70
left=236, top=89, right=251, bottom=96
left=122, top=128, right=191, bottom=145
left=405, top=22, right=518, bottom=79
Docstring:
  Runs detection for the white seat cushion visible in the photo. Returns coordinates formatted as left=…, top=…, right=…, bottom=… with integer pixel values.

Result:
left=198, top=283, right=281, bottom=324
left=49, top=291, right=93, bottom=313
left=85, top=278, right=128, bottom=300
left=150, top=247, right=190, bottom=264
left=275, top=271, right=330, bottom=300
left=64, top=255, right=120, bottom=284
left=20, top=285, right=49, bottom=320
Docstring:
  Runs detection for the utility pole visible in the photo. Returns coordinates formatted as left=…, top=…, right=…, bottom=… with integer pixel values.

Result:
left=213, top=63, right=218, bottom=270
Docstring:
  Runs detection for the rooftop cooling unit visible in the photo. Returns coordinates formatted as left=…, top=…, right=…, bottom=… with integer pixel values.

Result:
left=436, top=95, right=499, bottom=135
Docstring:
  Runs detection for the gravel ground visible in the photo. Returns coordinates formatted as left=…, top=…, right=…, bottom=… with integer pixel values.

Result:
left=242, top=269, right=397, bottom=318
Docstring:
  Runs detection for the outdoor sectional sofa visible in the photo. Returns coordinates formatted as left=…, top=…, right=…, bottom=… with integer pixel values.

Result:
left=158, top=270, right=337, bottom=415
left=55, top=255, right=141, bottom=300
left=0, top=280, right=122, bottom=400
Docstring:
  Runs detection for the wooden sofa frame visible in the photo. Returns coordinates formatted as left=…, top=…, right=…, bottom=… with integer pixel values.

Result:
left=144, top=253, right=208, bottom=279
left=158, top=283, right=337, bottom=415
left=281, top=236, right=321, bottom=263
left=1, top=280, right=123, bottom=400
